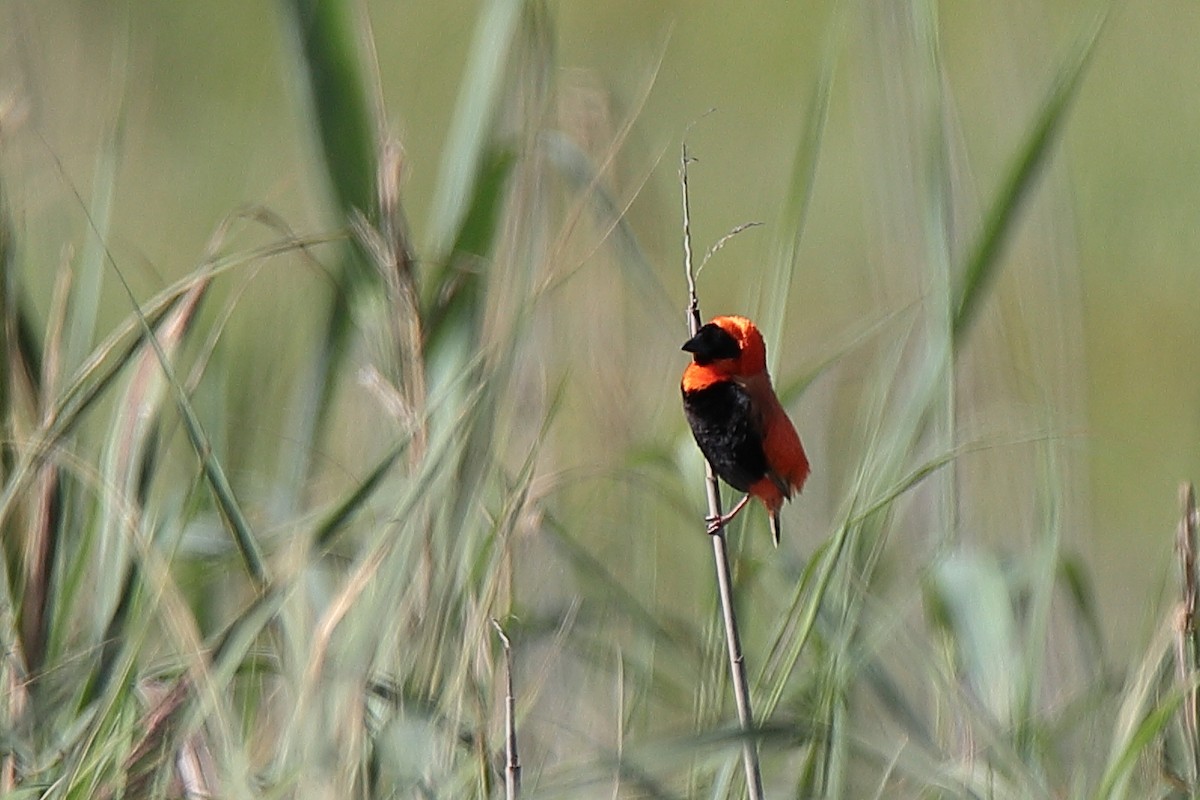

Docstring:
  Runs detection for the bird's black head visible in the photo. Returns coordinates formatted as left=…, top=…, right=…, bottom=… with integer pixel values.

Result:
left=682, top=323, right=741, bottom=365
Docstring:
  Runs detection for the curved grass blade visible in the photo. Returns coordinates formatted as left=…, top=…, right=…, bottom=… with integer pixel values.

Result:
left=1097, top=687, right=1187, bottom=800
left=540, top=131, right=674, bottom=319
left=119, top=274, right=268, bottom=587
left=0, top=232, right=338, bottom=543
left=953, top=7, right=1108, bottom=343
left=69, top=208, right=269, bottom=588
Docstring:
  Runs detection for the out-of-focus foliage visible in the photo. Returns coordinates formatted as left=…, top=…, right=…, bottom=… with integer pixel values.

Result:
left=1, top=1, right=1197, bottom=797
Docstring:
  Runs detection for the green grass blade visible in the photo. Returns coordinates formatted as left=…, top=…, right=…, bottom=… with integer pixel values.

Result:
left=278, top=0, right=385, bottom=531
left=953, top=7, right=1108, bottom=342
left=425, top=0, right=523, bottom=259
left=311, top=439, right=408, bottom=551
left=1097, top=689, right=1186, bottom=800
left=758, top=5, right=840, bottom=361
left=106, top=263, right=268, bottom=587
left=1096, top=617, right=1176, bottom=798
left=66, top=72, right=126, bottom=377
left=423, top=146, right=515, bottom=353
left=756, top=445, right=960, bottom=720
left=17, top=266, right=71, bottom=674
left=0, top=292, right=172, bottom=538
left=79, top=565, right=140, bottom=709
left=0, top=233, right=336, bottom=540
left=283, top=0, right=377, bottom=230
left=0, top=177, right=20, bottom=467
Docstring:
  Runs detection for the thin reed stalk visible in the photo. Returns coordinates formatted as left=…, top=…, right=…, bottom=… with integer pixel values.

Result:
left=680, top=143, right=765, bottom=800
left=492, top=619, right=521, bottom=800
left=1176, top=482, right=1200, bottom=785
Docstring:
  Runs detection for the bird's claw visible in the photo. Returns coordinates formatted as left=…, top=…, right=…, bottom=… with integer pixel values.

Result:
left=704, top=514, right=724, bottom=535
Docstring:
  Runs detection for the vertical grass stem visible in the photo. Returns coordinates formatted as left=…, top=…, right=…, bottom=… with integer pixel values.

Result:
left=1177, top=482, right=1200, bottom=784
left=492, top=619, right=521, bottom=799
left=681, top=144, right=765, bottom=800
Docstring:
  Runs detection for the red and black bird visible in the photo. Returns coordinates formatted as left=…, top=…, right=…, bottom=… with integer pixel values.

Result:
left=681, top=315, right=810, bottom=545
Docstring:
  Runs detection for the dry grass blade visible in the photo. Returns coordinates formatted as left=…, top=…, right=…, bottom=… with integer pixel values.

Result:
left=17, top=264, right=71, bottom=679
left=0, top=181, right=36, bottom=794
left=694, top=221, right=762, bottom=279
left=539, top=131, right=674, bottom=317
left=278, top=0, right=389, bottom=555
left=84, top=268, right=213, bottom=691
left=119, top=679, right=214, bottom=800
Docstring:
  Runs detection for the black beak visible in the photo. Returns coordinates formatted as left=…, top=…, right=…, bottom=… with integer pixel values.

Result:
left=681, top=323, right=740, bottom=362
left=681, top=331, right=704, bottom=353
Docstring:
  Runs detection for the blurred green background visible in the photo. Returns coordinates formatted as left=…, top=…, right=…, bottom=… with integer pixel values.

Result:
left=11, top=0, right=1197, bottom=640
left=5, top=0, right=1200, bottom=795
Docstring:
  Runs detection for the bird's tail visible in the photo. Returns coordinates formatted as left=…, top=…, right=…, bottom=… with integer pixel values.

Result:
left=769, top=510, right=782, bottom=547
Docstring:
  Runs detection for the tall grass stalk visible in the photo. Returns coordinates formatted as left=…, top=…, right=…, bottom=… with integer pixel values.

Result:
left=493, top=619, right=522, bottom=799
left=679, top=143, right=765, bottom=800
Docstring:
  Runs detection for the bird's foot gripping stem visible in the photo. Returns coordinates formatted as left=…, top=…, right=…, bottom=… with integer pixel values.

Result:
left=704, top=494, right=752, bottom=535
